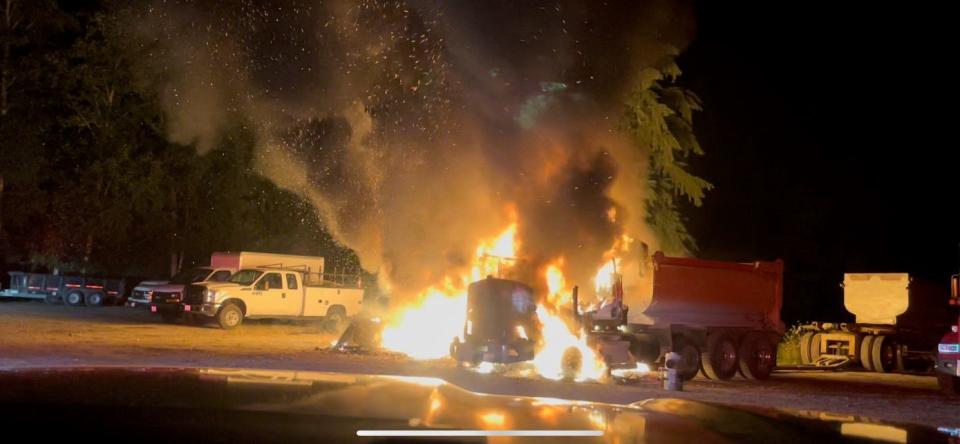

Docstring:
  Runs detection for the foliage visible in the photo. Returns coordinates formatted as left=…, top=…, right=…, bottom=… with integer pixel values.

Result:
left=0, top=5, right=354, bottom=277
left=621, top=52, right=712, bottom=255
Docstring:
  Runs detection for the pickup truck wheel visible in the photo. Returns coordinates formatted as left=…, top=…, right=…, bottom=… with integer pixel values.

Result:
left=217, top=303, right=243, bottom=329
left=738, top=333, right=776, bottom=380
left=701, top=332, right=739, bottom=380
left=799, top=332, right=815, bottom=365
left=938, top=373, right=960, bottom=396
left=85, top=292, right=104, bottom=307
left=673, top=340, right=701, bottom=381
left=859, top=335, right=876, bottom=371
left=65, top=291, right=85, bottom=307
left=44, top=293, right=62, bottom=305
left=870, top=335, right=897, bottom=373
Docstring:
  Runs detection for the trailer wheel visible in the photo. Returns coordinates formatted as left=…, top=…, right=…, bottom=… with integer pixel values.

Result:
left=216, top=303, right=243, bottom=329
left=809, top=333, right=823, bottom=364
left=673, top=339, right=701, bottom=381
left=44, top=293, right=62, bottom=305
left=870, top=335, right=897, bottom=373
left=799, top=332, right=815, bottom=365
left=859, top=335, right=876, bottom=371
left=701, top=332, right=739, bottom=380
left=65, top=291, right=85, bottom=307
left=938, top=373, right=960, bottom=396
left=738, top=333, right=777, bottom=380
left=85, top=292, right=104, bottom=307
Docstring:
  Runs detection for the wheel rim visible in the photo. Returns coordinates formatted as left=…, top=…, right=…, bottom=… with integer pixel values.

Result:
left=755, top=341, right=775, bottom=373
left=90, top=294, right=101, bottom=304
left=69, top=294, right=80, bottom=304
left=225, top=310, right=240, bottom=326
left=718, top=339, right=738, bottom=372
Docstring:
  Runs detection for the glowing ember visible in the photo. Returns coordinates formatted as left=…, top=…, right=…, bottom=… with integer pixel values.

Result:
left=475, top=362, right=496, bottom=374
left=532, top=305, right=606, bottom=381
left=609, top=362, right=651, bottom=379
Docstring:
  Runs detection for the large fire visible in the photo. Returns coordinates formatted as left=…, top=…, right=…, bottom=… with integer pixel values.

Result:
left=379, top=219, right=627, bottom=381
left=531, top=305, right=606, bottom=381
left=380, top=224, right=519, bottom=360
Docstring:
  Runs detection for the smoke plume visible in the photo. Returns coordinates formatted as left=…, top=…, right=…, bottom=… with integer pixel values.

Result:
left=125, top=0, right=696, bottom=300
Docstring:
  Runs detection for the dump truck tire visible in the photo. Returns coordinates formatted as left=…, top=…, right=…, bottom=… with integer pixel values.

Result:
left=870, top=335, right=897, bottom=373
left=701, top=332, right=739, bottom=380
left=85, top=292, right=104, bottom=307
left=860, top=335, right=876, bottom=371
left=799, top=332, right=815, bottom=365
left=809, top=333, right=823, bottom=363
left=217, top=303, right=243, bottom=329
left=738, top=333, right=777, bottom=380
left=65, top=291, right=85, bottom=307
left=673, top=339, right=701, bottom=381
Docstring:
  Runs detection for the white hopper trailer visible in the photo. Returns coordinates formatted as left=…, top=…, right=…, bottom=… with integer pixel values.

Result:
left=800, top=273, right=954, bottom=373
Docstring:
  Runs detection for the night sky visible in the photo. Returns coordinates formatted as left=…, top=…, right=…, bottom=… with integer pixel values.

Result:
left=681, top=2, right=957, bottom=323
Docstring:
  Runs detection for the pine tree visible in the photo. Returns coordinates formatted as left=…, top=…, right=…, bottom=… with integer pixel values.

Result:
left=621, top=51, right=712, bottom=255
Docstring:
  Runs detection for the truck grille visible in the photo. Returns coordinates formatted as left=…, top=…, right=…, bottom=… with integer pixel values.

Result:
left=132, top=290, right=148, bottom=301
left=183, top=285, right=204, bottom=305
left=152, top=291, right=182, bottom=304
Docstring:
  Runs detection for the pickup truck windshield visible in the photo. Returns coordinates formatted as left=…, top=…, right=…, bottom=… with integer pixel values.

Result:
left=169, top=268, right=213, bottom=285
left=228, top=270, right=263, bottom=286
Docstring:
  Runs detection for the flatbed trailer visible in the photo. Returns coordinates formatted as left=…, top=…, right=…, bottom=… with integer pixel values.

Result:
left=1, top=271, right=126, bottom=306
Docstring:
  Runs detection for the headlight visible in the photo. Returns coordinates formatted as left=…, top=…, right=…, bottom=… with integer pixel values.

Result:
left=204, top=290, right=216, bottom=303
left=145, top=291, right=153, bottom=302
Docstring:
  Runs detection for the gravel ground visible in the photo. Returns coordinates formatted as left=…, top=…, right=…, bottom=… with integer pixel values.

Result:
left=1, top=300, right=957, bottom=429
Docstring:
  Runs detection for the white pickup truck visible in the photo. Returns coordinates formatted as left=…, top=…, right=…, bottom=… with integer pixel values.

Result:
left=179, top=267, right=363, bottom=329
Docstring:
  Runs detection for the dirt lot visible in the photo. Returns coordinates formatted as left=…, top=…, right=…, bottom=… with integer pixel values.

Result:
left=1, top=300, right=957, bottom=429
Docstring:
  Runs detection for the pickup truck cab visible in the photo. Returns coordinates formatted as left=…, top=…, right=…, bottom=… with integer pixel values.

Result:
left=180, top=267, right=363, bottom=329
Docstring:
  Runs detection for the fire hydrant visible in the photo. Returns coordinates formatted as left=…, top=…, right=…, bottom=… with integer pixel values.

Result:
left=660, top=352, right=683, bottom=391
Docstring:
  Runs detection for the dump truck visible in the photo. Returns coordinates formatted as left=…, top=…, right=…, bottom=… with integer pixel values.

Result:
left=1, top=272, right=127, bottom=306
left=799, top=273, right=954, bottom=373
left=579, top=252, right=785, bottom=381
left=126, top=251, right=319, bottom=322
left=935, top=274, right=960, bottom=395
left=448, top=277, right=542, bottom=366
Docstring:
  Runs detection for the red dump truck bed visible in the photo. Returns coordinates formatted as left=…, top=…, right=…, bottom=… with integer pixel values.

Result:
left=633, top=252, right=785, bottom=332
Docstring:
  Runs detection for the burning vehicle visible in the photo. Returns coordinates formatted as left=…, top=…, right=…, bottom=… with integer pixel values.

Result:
left=579, top=252, right=785, bottom=381
left=448, top=277, right=541, bottom=366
